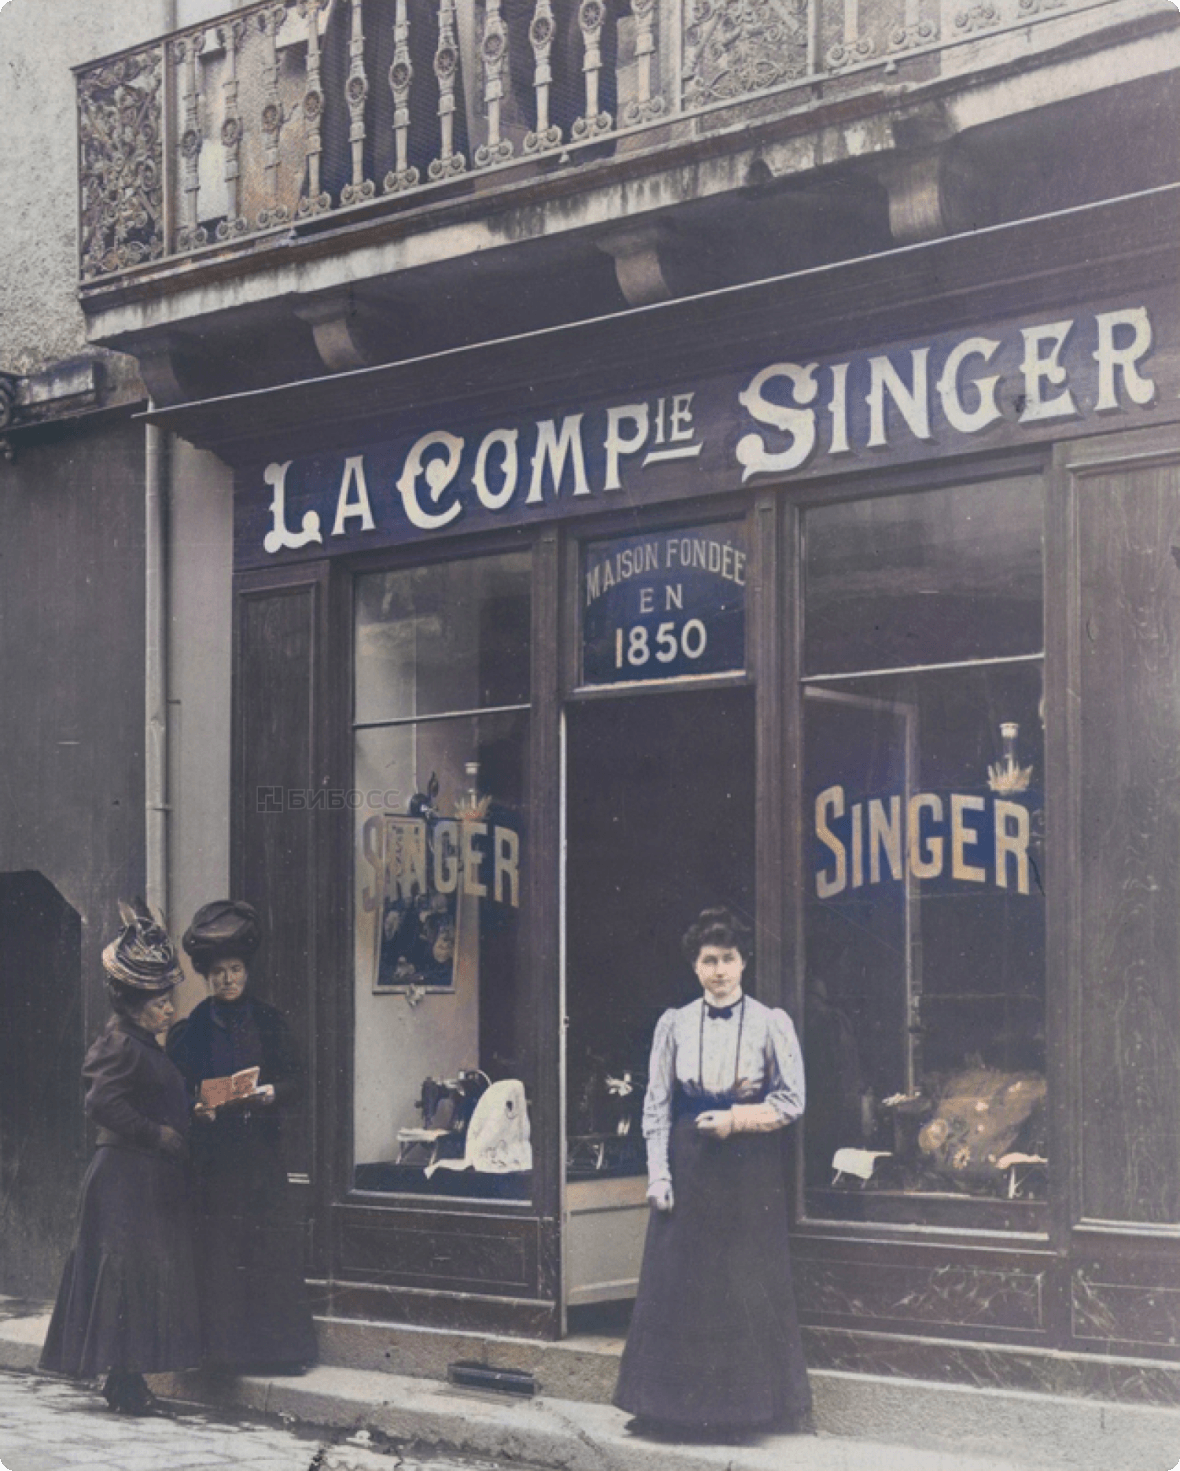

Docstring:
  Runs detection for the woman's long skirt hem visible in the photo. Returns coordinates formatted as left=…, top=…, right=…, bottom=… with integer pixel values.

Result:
left=613, top=1119, right=811, bottom=1430
left=193, top=1133, right=317, bottom=1369
left=39, top=1147, right=201, bottom=1379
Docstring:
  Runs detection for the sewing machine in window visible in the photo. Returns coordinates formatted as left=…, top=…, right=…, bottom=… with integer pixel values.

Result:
left=396, top=1069, right=490, bottom=1169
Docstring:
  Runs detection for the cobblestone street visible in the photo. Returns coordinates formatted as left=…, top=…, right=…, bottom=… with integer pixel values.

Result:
left=0, top=1370, right=474, bottom=1471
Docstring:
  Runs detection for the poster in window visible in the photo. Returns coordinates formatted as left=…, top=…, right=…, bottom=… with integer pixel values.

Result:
left=372, top=815, right=460, bottom=993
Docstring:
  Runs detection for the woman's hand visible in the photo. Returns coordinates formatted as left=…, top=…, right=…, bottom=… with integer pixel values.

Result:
left=696, top=1110, right=735, bottom=1140
left=647, top=1179, right=674, bottom=1212
left=255, top=1084, right=276, bottom=1106
left=157, top=1125, right=187, bottom=1159
left=193, top=1101, right=217, bottom=1122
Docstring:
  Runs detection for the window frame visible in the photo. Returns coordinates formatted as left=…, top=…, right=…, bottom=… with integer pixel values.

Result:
left=784, top=449, right=1057, bottom=1243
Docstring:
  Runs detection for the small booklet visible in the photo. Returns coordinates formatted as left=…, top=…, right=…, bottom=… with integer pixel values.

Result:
left=198, top=1066, right=261, bottom=1108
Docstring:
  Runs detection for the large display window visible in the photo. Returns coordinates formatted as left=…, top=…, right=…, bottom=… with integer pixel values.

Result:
left=800, top=480, right=1048, bottom=1224
left=351, top=552, right=533, bottom=1200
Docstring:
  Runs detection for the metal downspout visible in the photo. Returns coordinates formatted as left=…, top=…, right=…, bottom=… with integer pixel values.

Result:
left=146, top=0, right=177, bottom=922
left=145, top=416, right=170, bottom=922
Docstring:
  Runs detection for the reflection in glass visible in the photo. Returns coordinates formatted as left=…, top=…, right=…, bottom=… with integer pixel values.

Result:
left=355, top=554, right=531, bottom=724
left=801, top=483, right=1047, bottom=1224
left=805, top=479, right=1043, bottom=676
left=352, top=553, right=532, bottom=1202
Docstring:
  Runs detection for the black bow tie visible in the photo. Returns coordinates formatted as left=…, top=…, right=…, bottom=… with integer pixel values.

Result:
left=706, top=1003, right=737, bottom=1020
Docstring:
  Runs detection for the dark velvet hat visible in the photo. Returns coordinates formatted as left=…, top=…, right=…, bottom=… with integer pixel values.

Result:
left=182, top=899, right=261, bottom=974
left=102, top=899, right=183, bottom=993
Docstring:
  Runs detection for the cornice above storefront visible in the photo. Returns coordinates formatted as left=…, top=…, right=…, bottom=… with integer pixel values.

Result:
left=140, top=183, right=1180, bottom=468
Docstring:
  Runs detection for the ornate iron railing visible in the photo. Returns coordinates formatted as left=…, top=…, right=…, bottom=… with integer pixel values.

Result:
left=76, top=0, right=1099, bottom=282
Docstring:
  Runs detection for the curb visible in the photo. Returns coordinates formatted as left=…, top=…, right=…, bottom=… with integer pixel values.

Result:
left=3, top=1305, right=1179, bottom=1471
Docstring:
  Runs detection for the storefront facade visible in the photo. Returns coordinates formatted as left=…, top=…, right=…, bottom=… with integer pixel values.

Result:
left=133, top=177, right=1180, bottom=1394
left=58, top=0, right=1180, bottom=1405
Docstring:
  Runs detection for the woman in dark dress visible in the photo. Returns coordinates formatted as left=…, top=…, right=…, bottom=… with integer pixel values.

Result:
left=614, top=907, right=813, bottom=1435
left=166, top=900, right=316, bottom=1371
left=41, top=902, right=201, bottom=1414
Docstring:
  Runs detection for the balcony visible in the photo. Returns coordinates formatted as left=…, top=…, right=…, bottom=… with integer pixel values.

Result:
left=78, top=0, right=1150, bottom=279
left=72, top=0, right=1176, bottom=399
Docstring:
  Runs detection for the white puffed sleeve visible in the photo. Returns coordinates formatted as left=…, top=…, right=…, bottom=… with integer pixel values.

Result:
left=642, top=1009, right=677, bottom=1186
left=763, top=1007, right=806, bottom=1125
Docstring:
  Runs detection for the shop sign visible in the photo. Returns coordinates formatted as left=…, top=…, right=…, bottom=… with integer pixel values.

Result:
left=236, top=296, right=1177, bottom=568
left=581, top=522, right=746, bottom=685
left=812, top=785, right=1042, bottom=898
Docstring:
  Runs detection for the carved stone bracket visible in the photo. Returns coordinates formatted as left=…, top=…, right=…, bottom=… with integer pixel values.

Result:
left=881, top=145, right=978, bottom=244
left=78, top=46, right=166, bottom=279
left=598, top=222, right=674, bottom=306
left=137, top=335, right=202, bottom=407
left=294, top=289, right=400, bottom=371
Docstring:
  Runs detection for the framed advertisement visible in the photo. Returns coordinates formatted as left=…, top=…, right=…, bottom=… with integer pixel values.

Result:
left=372, top=814, right=460, bottom=993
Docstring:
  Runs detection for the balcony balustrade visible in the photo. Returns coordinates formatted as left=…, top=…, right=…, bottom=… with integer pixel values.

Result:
left=76, top=0, right=1101, bottom=283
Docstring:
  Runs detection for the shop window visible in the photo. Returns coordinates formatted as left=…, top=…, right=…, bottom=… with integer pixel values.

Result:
left=352, top=553, right=532, bottom=1201
left=801, top=481, right=1047, bottom=1225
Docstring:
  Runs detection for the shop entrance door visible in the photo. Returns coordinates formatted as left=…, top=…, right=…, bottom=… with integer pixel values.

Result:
left=562, top=686, right=755, bottom=1314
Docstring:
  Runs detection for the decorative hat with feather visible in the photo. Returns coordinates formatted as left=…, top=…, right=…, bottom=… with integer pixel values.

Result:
left=102, top=899, right=183, bottom=993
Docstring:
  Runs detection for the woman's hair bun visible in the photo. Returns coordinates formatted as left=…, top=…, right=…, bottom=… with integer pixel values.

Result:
left=681, top=906, right=753, bottom=964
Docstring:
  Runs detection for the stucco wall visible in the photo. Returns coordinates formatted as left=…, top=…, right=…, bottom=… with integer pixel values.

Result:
left=0, top=0, right=237, bottom=1006
left=168, top=435, right=234, bottom=1018
left=0, top=0, right=175, bottom=377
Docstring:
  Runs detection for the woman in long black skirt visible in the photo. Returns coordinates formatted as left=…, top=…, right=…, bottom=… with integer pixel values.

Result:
left=614, top=907, right=812, bottom=1434
left=40, top=903, right=201, bottom=1414
left=166, top=900, right=316, bottom=1372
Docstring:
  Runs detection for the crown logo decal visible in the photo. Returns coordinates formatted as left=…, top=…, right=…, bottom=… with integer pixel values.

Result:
left=987, top=722, right=1033, bottom=794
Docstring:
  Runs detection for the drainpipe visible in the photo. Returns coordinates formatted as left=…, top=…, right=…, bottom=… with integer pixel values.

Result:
left=145, top=0, right=178, bottom=922
left=145, top=415, right=170, bottom=923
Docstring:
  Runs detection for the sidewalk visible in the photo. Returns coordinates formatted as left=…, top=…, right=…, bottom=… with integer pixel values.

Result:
left=1, top=1300, right=1177, bottom=1471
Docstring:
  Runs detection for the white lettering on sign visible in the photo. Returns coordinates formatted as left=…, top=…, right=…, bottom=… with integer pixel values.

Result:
left=1019, top=321, right=1078, bottom=422
left=936, top=337, right=1002, bottom=434
left=527, top=415, right=590, bottom=502
left=1093, top=307, right=1156, bottom=411
left=263, top=460, right=323, bottom=553
left=332, top=455, right=376, bottom=536
left=584, top=535, right=746, bottom=605
left=397, top=430, right=465, bottom=530
left=257, top=307, right=1160, bottom=556
left=735, top=310, right=1155, bottom=481
left=815, top=785, right=1033, bottom=897
left=472, top=428, right=519, bottom=510
left=866, top=349, right=931, bottom=447
left=604, top=403, right=650, bottom=490
left=736, top=363, right=819, bottom=480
